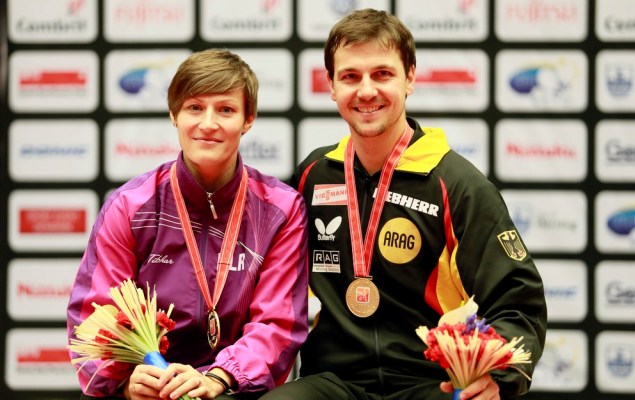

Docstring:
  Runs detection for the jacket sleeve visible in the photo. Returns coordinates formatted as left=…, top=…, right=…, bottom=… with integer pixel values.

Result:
left=450, top=175, right=547, bottom=399
left=211, top=190, right=309, bottom=393
left=66, top=189, right=139, bottom=396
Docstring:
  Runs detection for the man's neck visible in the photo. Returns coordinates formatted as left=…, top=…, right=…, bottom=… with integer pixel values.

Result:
left=351, top=122, right=409, bottom=176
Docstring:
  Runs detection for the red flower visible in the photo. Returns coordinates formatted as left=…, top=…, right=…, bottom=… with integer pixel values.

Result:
left=116, top=311, right=133, bottom=330
left=157, top=311, right=176, bottom=331
left=95, top=329, right=118, bottom=344
left=159, top=335, right=170, bottom=355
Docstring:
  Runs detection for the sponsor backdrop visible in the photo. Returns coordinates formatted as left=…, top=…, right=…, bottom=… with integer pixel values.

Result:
left=1, top=0, right=634, bottom=399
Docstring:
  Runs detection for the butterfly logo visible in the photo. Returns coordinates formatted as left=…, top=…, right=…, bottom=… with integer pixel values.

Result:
left=315, top=216, right=342, bottom=241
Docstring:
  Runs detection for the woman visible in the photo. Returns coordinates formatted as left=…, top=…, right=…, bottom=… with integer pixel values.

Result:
left=67, top=49, right=309, bottom=400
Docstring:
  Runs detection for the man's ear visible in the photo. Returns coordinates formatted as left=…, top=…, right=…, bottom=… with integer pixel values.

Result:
left=327, top=71, right=336, bottom=101
left=405, top=65, right=415, bottom=96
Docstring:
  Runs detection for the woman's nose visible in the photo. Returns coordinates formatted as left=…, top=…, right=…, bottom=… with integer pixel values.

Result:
left=199, top=107, right=219, bottom=129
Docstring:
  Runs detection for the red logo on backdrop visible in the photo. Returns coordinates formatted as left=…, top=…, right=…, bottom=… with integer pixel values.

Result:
left=19, top=208, right=86, bottom=234
left=17, top=283, right=72, bottom=298
left=18, top=347, right=70, bottom=364
left=416, top=69, right=476, bottom=84
left=68, top=0, right=86, bottom=15
left=20, top=71, right=86, bottom=87
left=311, top=68, right=331, bottom=93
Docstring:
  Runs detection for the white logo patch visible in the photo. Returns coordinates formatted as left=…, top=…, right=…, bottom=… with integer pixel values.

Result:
left=315, top=216, right=342, bottom=241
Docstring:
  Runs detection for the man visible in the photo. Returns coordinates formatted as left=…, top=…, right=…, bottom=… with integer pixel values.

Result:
left=262, top=8, right=546, bottom=400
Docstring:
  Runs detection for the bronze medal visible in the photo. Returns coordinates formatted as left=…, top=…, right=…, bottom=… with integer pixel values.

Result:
left=207, top=309, right=221, bottom=349
left=345, top=278, right=380, bottom=318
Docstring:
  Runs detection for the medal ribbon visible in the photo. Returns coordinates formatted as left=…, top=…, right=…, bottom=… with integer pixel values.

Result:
left=345, top=125, right=413, bottom=278
left=170, top=162, right=248, bottom=314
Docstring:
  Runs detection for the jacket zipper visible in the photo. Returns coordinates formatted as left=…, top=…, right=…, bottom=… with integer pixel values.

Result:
left=207, top=192, right=218, bottom=219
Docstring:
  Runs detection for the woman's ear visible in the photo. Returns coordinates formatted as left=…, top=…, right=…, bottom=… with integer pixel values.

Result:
left=170, top=112, right=177, bottom=127
left=241, top=116, right=255, bottom=136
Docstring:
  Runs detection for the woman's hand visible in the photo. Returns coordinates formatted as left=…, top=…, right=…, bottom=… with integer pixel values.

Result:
left=440, top=374, right=500, bottom=400
left=156, top=363, right=228, bottom=399
left=125, top=364, right=164, bottom=399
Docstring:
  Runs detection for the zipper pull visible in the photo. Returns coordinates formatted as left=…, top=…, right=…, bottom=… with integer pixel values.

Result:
left=207, top=192, right=218, bottom=219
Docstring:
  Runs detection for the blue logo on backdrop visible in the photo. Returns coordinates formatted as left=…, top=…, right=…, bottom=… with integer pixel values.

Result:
left=606, top=345, right=633, bottom=378
left=607, top=209, right=635, bottom=236
left=119, top=69, right=148, bottom=94
left=606, top=63, right=632, bottom=97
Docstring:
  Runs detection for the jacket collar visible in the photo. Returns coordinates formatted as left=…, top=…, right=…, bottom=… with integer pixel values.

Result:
left=324, top=117, right=451, bottom=174
left=175, top=152, right=246, bottom=212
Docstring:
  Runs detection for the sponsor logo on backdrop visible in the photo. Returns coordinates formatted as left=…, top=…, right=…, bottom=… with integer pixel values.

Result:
left=201, top=0, right=292, bottom=41
left=105, top=49, right=190, bottom=112
left=495, top=119, right=587, bottom=182
left=8, top=190, right=98, bottom=252
left=105, top=118, right=180, bottom=182
left=595, top=261, right=635, bottom=323
left=596, top=50, right=635, bottom=112
left=103, top=0, right=194, bottom=42
left=9, top=50, right=99, bottom=112
left=8, top=0, right=97, bottom=43
left=8, top=259, right=78, bottom=321
left=312, top=68, right=331, bottom=93
left=239, top=118, right=293, bottom=179
left=595, top=191, right=635, bottom=253
left=410, top=49, right=488, bottom=111
left=606, top=344, right=634, bottom=378
left=496, top=50, right=587, bottom=112
left=9, top=119, right=99, bottom=182
left=495, top=0, right=587, bottom=41
left=535, top=259, right=587, bottom=322
left=20, top=208, right=86, bottom=234
left=596, top=331, right=635, bottom=392
left=297, top=0, right=388, bottom=41
left=503, top=190, right=587, bottom=252
left=531, top=330, right=588, bottom=391
left=595, top=120, right=635, bottom=182
left=596, top=0, right=635, bottom=41
left=398, top=0, right=487, bottom=41
left=6, top=329, right=79, bottom=389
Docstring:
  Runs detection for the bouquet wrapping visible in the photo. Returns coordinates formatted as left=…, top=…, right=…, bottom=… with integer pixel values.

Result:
left=68, top=278, right=194, bottom=400
left=416, top=297, right=531, bottom=398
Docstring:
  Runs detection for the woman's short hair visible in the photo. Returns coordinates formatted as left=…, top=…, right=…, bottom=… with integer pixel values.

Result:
left=167, top=49, right=258, bottom=119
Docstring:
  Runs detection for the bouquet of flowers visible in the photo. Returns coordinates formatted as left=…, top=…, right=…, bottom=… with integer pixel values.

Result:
left=416, top=297, right=531, bottom=399
left=68, top=278, right=194, bottom=400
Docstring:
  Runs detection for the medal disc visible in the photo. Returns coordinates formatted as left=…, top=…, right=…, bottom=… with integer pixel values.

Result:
left=345, top=278, right=380, bottom=318
left=207, top=310, right=221, bottom=349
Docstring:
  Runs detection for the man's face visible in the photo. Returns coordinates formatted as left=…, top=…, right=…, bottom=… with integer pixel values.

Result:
left=328, top=41, right=415, bottom=139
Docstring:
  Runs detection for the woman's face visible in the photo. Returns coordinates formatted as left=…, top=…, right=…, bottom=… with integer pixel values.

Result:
left=171, top=89, right=253, bottom=191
